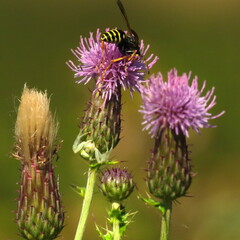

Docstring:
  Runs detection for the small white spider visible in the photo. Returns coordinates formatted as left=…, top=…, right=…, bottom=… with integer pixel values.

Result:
left=72, top=132, right=112, bottom=163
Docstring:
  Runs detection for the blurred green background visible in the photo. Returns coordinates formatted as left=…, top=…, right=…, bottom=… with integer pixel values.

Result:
left=1, top=0, right=239, bottom=239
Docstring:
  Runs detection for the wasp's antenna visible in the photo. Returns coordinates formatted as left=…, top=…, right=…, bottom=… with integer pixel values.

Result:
left=117, top=0, right=132, bottom=35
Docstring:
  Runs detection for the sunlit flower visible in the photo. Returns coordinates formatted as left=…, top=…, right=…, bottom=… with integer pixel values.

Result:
left=140, top=69, right=225, bottom=137
left=66, top=29, right=158, bottom=100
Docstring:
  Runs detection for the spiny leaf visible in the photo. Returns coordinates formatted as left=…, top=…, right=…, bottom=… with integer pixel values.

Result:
left=70, top=184, right=86, bottom=197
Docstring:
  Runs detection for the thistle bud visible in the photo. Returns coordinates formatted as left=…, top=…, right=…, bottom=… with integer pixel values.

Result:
left=99, top=168, right=134, bottom=202
left=146, top=128, right=193, bottom=201
left=73, top=86, right=121, bottom=164
left=13, top=86, right=64, bottom=240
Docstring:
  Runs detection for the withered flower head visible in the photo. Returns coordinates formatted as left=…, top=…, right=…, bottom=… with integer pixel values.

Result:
left=13, top=85, right=64, bottom=240
left=15, top=85, right=58, bottom=167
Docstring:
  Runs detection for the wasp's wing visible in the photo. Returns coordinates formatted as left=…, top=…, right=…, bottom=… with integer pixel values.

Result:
left=117, top=0, right=133, bottom=35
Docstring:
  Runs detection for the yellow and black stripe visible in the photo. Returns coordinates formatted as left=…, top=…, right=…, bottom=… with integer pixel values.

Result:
left=100, top=29, right=126, bottom=43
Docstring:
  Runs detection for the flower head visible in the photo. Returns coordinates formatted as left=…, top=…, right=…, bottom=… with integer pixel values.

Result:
left=99, top=167, right=134, bottom=202
left=140, top=69, right=225, bottom=137
left=15, top=85, right=58, bottom=166
left=13, top=86, right=64, bottom=240
left=67, top=29, right=158, bottom=101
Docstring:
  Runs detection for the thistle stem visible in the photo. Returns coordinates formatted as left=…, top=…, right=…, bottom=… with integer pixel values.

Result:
left=112, top=202, right=121, bottom=240
left=113, top=216, right=120, bottom=240
left=74, top=167, right=98, bottom=240
left=160, top=200, right=172, bottom=240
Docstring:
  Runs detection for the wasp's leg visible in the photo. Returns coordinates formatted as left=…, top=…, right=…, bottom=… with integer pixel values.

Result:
left=101, top=55, right=129, bottom=79
left=124, top=50, right=140, bottom=72
left=143, top=61, right=150, bottom=74
left=96, top=41, right=107, bottom=73
left=128, top=51, right=150, bottom=74
left=126, top=50, right=138, bottom=62
left=101, top=51, right=140, bottom=79
left=101, top=41, right=105, bottom=51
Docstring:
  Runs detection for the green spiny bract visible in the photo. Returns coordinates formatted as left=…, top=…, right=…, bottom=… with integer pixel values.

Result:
left=73, top=87, right=121, bottom=164
left=96, top=202, right=135, bottom=240
left=146, top=128, right=193, bottom=201
left=16, top=163, right=64, bottom=240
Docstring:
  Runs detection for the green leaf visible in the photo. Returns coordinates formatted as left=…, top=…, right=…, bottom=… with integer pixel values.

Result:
left=70, top=184, right=86, bottom=197
left=138, top=194, right=165, bottom=213
left=95, top=224, right=113, bottom=240
left=89, top=160, right=119, bottom=169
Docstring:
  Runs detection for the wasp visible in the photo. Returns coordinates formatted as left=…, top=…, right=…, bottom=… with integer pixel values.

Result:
left=100, top=0, right=141, bottom=69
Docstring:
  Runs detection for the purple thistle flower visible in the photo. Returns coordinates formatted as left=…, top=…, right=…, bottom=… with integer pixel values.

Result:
left=66, top=29, right=158, bottom=100
left=140, top=69, right=225, bottom=137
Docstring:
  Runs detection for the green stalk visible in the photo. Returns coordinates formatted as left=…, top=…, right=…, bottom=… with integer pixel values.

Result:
left=160, top=200, right=172, bottom=240
left=74, top=167, right=98, bottom=240
left=112, top=203, right=121, bottom=240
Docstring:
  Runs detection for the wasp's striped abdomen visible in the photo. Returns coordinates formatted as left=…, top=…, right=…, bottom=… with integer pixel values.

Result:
left=101, top=29, right=126, bottom=43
